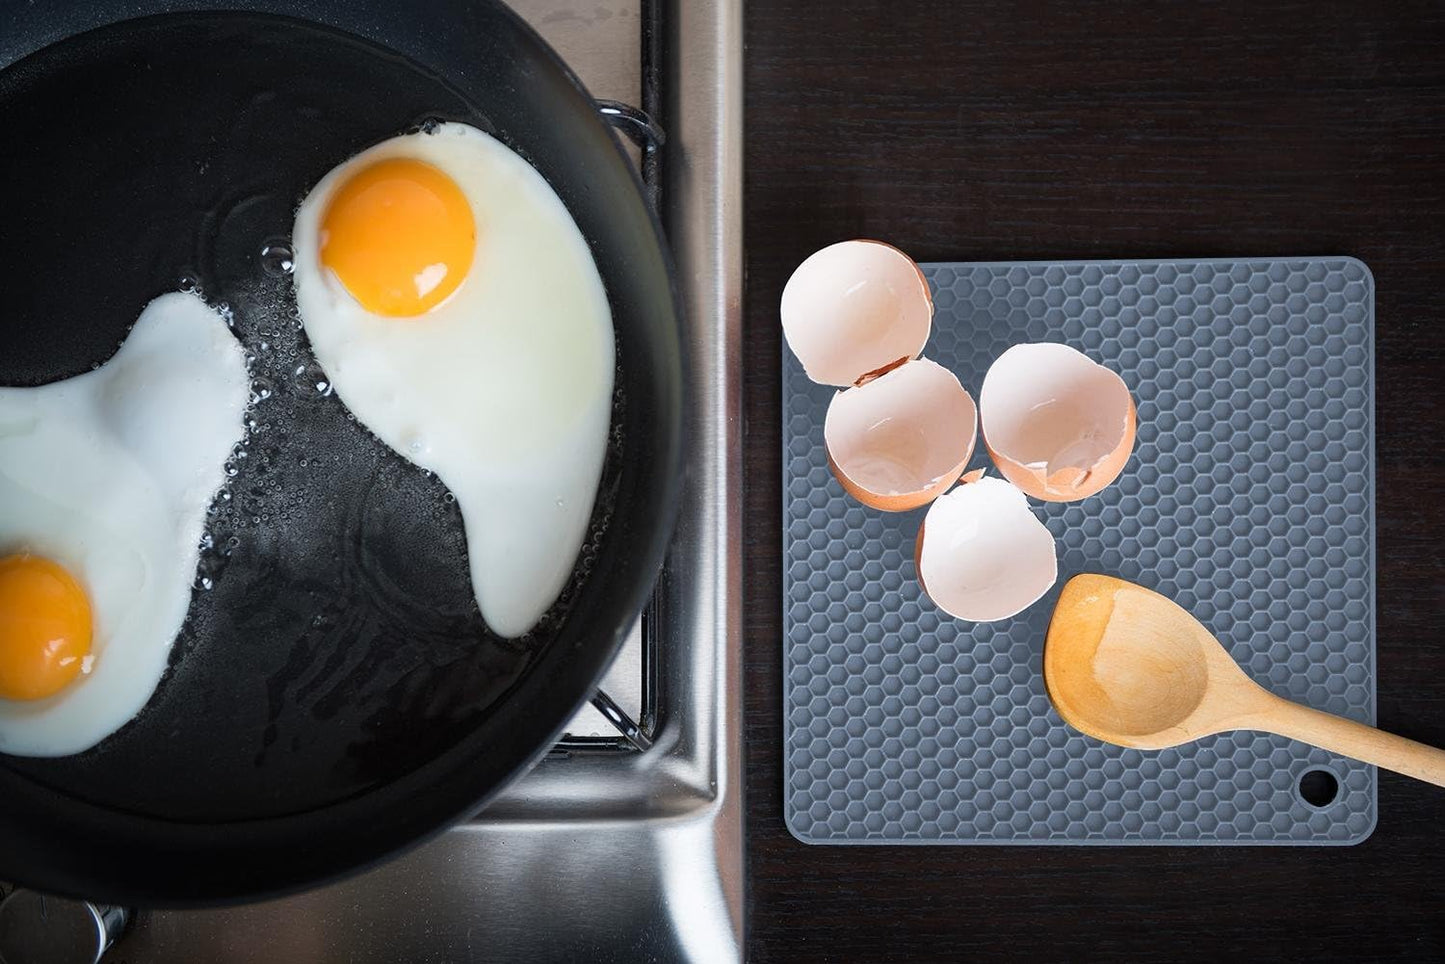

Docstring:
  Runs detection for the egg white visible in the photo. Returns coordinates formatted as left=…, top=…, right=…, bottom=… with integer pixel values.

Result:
left=0, top=292, right=248, bottom=756
left=292, top=122, right=615, bottom=638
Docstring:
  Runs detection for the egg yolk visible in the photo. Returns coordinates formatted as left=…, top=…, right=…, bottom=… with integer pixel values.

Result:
left=319, top=157, right=476, bottom=317
left=0, top=554, right=93, bottom=701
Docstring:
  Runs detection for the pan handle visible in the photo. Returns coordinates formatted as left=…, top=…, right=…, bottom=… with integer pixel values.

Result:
left=0, top=889, right=130, bottom=963
left=596, top=100, right=665, bottom=155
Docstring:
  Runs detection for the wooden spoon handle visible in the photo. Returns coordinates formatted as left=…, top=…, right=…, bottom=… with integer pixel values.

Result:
left=1251, top=694, right=1445, bottom=787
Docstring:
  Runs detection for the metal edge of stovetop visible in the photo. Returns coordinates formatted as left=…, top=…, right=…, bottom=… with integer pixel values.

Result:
left=103, top=0, right=745, bottom=961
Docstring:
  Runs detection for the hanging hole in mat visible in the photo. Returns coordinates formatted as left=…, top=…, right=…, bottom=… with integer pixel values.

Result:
left=1297, top=768, right=1339, bottom=808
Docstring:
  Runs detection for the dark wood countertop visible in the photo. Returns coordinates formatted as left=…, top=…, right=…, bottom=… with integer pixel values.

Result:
left=742, top=2, right=1445, bottom=960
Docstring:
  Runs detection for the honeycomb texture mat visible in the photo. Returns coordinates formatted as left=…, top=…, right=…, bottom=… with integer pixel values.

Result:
left=783, top=258, right=1375, bottom=845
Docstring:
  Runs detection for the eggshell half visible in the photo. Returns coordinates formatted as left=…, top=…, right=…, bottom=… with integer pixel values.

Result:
left=979, top=343, right=1136, bottom=502
left=915, top=476, right=1058, bottom=622
left=781, top=240, right=933, bottom=387
left=824, top=359, right=977, bottom=512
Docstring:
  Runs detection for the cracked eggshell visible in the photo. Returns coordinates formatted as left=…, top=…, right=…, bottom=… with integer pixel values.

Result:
left=979, top=342, right=1136, bottom=502
left=914, top=475, right=1058, bottom=622
left=780, top=240, right=933, bottom=387
left=823, top=358, right=977, bottom=512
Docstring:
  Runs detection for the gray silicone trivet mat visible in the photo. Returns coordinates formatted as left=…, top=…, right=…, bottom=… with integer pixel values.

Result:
left=782, top=258, right=1376, bottom=845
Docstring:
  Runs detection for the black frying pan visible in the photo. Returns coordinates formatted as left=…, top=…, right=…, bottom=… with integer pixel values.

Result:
left=0, top=0, right=683, bottom=905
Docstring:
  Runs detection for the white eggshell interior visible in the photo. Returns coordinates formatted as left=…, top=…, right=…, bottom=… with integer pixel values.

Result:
left=917, top=476, right=1058, bottom=622
left=980, top=342, right=1132, bottom=481
left=824, top=359, right=976, bottom=498
left=781, top=240, right=932, bottom=387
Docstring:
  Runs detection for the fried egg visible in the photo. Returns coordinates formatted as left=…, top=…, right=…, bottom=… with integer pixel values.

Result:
left=0, top=292, right=248, bottom=756
left=292, top=122, right=615, bottom=638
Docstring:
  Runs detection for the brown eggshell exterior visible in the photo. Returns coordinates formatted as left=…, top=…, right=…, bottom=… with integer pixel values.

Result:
left=913, top=517, right=929, bottom=595
left=984, top=396, right=1137, bottom=502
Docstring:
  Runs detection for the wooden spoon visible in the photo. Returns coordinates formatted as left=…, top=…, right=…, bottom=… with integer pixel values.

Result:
left=1044, top=573, right=1445, bottom=787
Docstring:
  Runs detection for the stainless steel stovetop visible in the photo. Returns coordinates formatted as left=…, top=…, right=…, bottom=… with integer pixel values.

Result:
left=0, top=1, right=742, bottom=960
